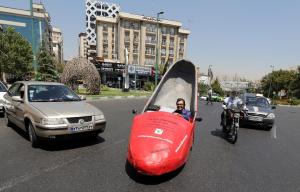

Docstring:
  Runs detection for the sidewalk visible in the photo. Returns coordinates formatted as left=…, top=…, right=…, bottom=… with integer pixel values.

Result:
left=86, top=95, right=150, bottom=101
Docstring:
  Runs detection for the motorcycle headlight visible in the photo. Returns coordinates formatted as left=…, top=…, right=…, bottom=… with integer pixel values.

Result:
left=266, top=113, right=275, bottom=119
left=41, top=118, right=65, bottom=125
left=95, top=114, right=105, bottom=121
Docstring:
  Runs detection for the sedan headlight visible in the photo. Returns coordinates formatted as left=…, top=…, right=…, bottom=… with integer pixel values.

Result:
left=266, top=113, right=275, bottom=119
left=41, top=118, right=65, bottom=125
left=95, top=114, right=105, bottom=121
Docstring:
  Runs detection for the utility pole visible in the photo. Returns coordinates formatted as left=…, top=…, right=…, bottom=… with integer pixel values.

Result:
left=155, top=11, right=164, bottom=87
left=268, top=65, right=275, bottom=98
left=30, top=0, right=37, bottom=79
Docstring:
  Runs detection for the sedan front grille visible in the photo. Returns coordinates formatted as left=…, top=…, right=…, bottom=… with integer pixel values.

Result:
left=247, top=113, right=266, bottom=117
left=67, top=116, right=92, bottom=124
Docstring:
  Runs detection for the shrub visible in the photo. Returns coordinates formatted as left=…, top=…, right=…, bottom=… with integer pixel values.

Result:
left=289, top=98, right=300, bottom=105
left=143, top=82, right=154, bottom=91
left=100, top=84, right=109, bottom=91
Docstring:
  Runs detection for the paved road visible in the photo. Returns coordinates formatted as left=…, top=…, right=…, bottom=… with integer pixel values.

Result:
left=0, top=99, right=300, bottom=192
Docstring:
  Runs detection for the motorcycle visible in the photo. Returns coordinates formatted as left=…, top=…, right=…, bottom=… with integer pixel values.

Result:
left=222, top=104, right=246, bottom=144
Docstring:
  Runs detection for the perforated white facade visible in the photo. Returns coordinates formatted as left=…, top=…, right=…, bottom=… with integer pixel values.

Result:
left=85, top=0, right=120, bottom=46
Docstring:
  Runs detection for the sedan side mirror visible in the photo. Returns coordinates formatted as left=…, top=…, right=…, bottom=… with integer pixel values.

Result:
left=271, top=106, right=276, bottom=110
left=12, top=96, right=23, bottom=103
left=195, top=117, right=202, bottom=122
left=132, top=109, right=137, bottom=114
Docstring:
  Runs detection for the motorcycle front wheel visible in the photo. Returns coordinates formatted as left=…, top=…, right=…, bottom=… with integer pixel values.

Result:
left=229, top=126, right=238, bottom=144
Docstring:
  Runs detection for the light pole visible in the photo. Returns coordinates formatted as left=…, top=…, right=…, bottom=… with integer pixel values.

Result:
left=30, top=0, right=37, bottom=79
left=155, top=11, right=164, bottom=87
left=208, top=65, right=213, bottom=87
left=268, top=65, right=275, bottom=98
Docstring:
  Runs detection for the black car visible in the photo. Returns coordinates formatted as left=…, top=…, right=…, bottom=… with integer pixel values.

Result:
left=240, top=93, right=275, bottom=130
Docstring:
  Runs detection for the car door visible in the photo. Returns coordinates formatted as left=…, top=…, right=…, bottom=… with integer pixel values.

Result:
left=4, top=83, right=21, bottom=119
left=4, top=83, right=26, bottom=129
left=13, top=84, right=26, bottom=129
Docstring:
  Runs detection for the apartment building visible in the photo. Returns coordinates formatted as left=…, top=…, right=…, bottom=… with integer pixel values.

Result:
left=52, top=27, right=63, bottom=63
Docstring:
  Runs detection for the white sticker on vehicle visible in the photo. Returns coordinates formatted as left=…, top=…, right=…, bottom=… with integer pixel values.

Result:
left=253, top=106, right=258, bottom=112
left=154, top=128, right=163, bottom=135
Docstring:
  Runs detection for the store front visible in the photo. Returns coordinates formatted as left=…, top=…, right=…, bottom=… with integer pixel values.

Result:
left=95, top=62, right=152, bottom=89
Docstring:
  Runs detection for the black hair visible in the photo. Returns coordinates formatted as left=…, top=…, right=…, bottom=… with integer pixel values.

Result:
left=176, top=98, right=185, bottom=106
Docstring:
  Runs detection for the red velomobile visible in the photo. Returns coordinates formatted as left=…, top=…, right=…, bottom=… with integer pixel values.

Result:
left=127, top=59, right=202, bottom=176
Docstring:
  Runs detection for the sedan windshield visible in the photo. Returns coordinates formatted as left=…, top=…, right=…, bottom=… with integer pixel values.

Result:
left=28, top=85, right=81, bottom=102
left=246, top=97, right=270, bottom=108
left=0, top=83, right=7, bottom=92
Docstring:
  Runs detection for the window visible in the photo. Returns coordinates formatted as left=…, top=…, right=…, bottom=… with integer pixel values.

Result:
left=8, top=83, right=22, bottom=96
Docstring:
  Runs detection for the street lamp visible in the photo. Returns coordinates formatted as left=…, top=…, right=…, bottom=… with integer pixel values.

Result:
left=30, top=0, right=37, bottom=79
left=268, top=65, right=275, bottom=98
left=155, top=11, right=164, bottom=87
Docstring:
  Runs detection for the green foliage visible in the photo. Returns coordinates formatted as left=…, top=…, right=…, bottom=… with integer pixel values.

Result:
left=261, top=69, right=297, bottom=98
left=0, top=26, right=33, bottom=80
left=291, top=66, right=300, bottom=98
left=100, top=84, right=109, bottom=91
left=37, top=41, right=58, bottom=81
left=143, top=81, right=154, bottom=91
left=289, top=98, right=300, bottom=106
left=198, top=83, right=209, bottom=95
left=211, top=78, right=224, bottom=96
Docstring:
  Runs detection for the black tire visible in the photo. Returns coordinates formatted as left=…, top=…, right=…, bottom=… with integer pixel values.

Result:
left=264, top=126, right=273, bottom=131
left=28, top=122, right=39, bottom=148
left=229, top=127, right=238, bottom=144
left=6, top=114, right=13, bottom=127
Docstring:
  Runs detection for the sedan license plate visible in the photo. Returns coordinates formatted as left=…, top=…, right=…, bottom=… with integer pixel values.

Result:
left=69, top=124, right=93, bottom=132
left=248, top=116, right=263, bottom=122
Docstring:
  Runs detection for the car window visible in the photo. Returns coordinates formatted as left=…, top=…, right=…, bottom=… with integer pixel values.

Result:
left=0, top=83, right=7, bottom=92
left=28, top=84, right=81, bottom=102
left=8, top=83, right=21, bottom=96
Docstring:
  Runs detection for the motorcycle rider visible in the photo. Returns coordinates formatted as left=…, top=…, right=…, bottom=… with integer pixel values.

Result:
left=221, top=89, right=245, bottom=133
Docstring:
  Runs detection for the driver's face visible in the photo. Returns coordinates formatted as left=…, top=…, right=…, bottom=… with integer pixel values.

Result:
left=176, top=101, right=184, bottom=110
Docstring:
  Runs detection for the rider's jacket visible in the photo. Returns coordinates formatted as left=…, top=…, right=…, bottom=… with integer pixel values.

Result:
left=223, top=96, right=244, bottom=109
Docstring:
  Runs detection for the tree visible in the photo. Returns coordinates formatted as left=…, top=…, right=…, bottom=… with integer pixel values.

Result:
left=211, top=78, right=224, bottom=96
left=291, top=66, right=300, bottom=98
left=0, top=26, right=33, bottom=81
left=198, top=82, right=209, bottom=96
left=61, top=57, right=100, bottom=94
left=36, top=41, right=58, bottom=81
left=261, top=69, right=297, bottom=98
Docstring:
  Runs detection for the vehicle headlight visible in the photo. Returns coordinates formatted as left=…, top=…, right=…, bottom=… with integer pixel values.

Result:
left=95, top=114, right=105, bottom=121
left=41, top=118, right=65, bottom=125
left=266, top=113, right=275, bottom=119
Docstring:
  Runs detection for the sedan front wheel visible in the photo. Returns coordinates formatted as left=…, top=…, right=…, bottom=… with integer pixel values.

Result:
left=28, top=122, right=40, bottom=148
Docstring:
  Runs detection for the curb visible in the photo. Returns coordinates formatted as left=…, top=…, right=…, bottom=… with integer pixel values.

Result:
left=276, top=104, right=300, bottom=108
left=86, top=95, right=149, bottom=101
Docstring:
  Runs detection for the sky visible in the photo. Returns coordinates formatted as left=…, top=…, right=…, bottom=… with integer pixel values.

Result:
left=1, top=0, right=300, bottom=81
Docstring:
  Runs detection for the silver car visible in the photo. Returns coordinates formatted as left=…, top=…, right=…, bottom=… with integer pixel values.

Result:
left=3, top=81, right=106, bottom=147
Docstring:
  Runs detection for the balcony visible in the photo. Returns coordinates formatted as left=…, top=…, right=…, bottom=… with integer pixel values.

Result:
left=103, top=39, right=108, bottom=44
left=145, top=51, right=156, bottom=57
left=133, top=38, right=139, bottom=44
left=145, top=40, right=156, bottom=45
left=124, top=37, right=130, bottom=43
left=169, top=53, right=174, bottom=58
left=169, top=43, right=174, bottom=47
left=179, top=49, right=184, bottom=54
left=133, top=49, right=139, bottom=54
left=180, top=39, right=185, bottom=44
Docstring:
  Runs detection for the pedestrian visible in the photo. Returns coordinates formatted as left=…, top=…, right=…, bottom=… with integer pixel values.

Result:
left=207, top=88, right=213, bottom=105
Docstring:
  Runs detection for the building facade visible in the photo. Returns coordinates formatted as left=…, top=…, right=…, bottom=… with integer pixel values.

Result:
left=52, top=27, right=63, bottom=63
left=0, top=3, right=53, bottom=54
left=78, top=32, right=88, bottom=58
left=85, top=0, right=190, bottom=86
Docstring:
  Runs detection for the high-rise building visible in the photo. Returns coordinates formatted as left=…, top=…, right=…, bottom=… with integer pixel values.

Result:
left=52, top=27, right=63, bottom=63
left=0, top=3, right=53, bottom=53
left=78, top=32, right=88, bottom=58
left=85, top=0, right=120, bottom=62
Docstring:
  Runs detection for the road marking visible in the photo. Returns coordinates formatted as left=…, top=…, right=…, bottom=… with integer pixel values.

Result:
left=175, top=135, right=188, bottom=153
left=0, top=139, right=126, bottom=192
left=271, top=124, right=277, bottom=139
